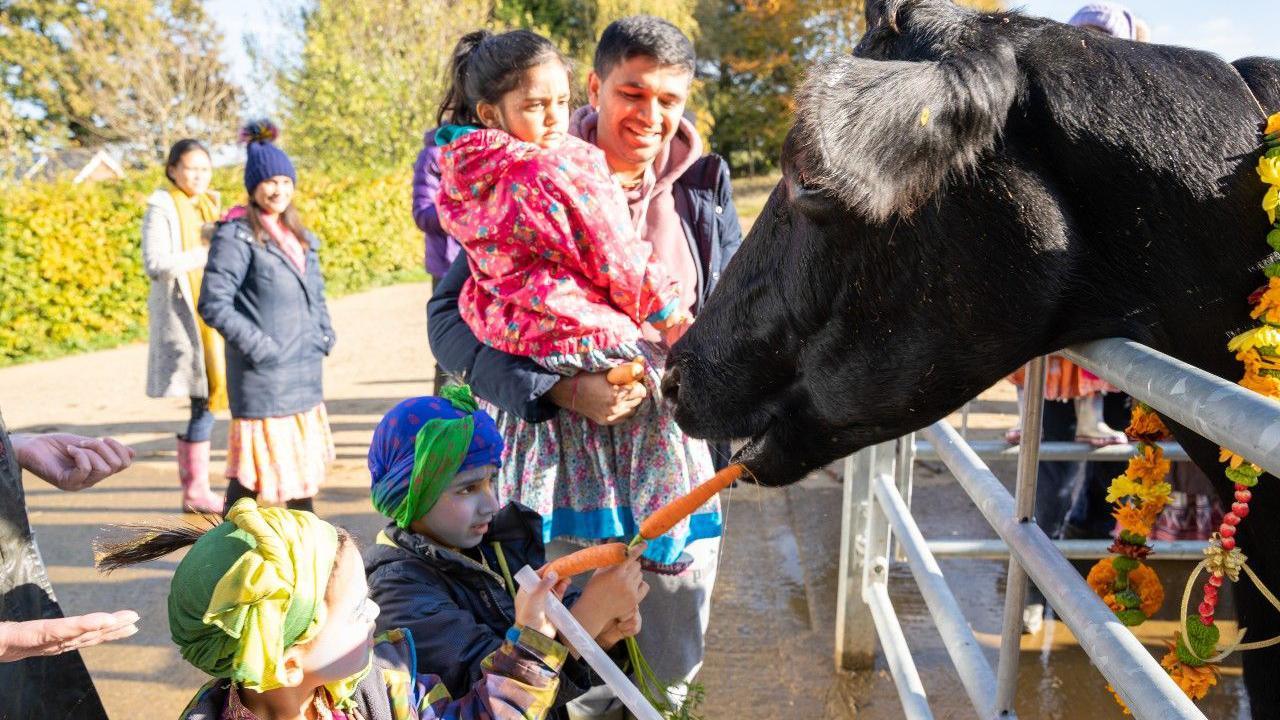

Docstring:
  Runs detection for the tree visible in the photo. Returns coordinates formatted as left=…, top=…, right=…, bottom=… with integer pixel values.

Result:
left=696, top=0, right=1003, bottom=174
left=278, top=0, right=492, bottom=172
left=494, top=0, right=698, bottom=87
left=0, top=0, right=240, bottom=162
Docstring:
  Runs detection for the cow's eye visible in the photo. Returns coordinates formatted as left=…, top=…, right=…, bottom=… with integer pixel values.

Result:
left=791, top=171, right=840, bottom=223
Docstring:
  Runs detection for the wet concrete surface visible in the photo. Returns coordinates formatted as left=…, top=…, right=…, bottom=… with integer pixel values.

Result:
left=3, top=285, right=1253, bottom=718
left=698, top=392, right=1251, bottom=719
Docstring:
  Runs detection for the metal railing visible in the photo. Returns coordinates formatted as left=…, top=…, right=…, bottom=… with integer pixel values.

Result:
left=834, top=338, right=1280, bottom=719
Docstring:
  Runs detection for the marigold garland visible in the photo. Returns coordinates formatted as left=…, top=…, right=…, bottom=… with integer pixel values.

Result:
left=1090, top=404, right=1171, bottom=632
left=1104, top=112, right=1280, bottom=712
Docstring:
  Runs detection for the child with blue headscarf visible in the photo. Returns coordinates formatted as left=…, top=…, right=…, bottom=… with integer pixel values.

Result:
left=363, top=386, right=648, bottom=720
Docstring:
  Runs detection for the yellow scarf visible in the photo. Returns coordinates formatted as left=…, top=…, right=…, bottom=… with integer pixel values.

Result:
left=169, top=187, right=228, bottom=412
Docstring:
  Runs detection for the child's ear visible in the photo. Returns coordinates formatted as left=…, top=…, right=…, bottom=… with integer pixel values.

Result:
left=476, top=102, right=502, bottom=130
left=280, top=647, right=306, bottom=687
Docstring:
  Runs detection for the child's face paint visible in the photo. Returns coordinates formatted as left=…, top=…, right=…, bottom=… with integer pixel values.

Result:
left=412, top=465, right=501, bottom=549
left=298, top=544, right=378, bottom=683
left=479, top=59, right=572, bottom=149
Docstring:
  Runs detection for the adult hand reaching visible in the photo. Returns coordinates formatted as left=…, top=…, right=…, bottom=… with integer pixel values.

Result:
left=11, top=433, right=135, bottom=492
left=547, top=372, right=648, bottom=426
left=0, top=611, right=140, bottom=662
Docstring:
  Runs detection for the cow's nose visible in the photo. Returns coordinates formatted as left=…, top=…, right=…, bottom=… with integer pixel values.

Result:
left=661, top=364, right=681, bottom=404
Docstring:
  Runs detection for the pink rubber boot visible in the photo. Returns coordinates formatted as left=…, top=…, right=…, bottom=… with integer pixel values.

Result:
left=177, top=437, right=222, bottom=513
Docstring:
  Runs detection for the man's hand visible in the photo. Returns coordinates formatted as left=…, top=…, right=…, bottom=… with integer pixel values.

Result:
left=0, top=611, right=139, bottom=662
left=547, top=372, right=648, bottom=426
left=11, top=433, right=135, bottom=492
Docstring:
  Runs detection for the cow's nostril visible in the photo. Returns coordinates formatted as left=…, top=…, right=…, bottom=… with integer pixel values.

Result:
left=661, top=365, right=681, bottom=403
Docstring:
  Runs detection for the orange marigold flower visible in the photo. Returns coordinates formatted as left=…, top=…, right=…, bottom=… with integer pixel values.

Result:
left=1087, top=558, right=1117, bottom=597
left=1240, top=369, right=1280, bottom=398
left=1160, top=643, right=1220, bottom=701
left=1250, top=278, right=1280, bottom=325
left=1125, top=444, right=1171, bottom=485
left=1126, top=404, right=1170, bottom=441
left=1129, top=563, right=1164, bottom=617
left=1115, top=504, right=1156, bottom=537
left=1268, top=112, right=1280, bottom=135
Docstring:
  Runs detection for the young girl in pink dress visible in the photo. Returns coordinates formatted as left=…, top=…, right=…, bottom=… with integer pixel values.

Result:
left=435, top=29, right=718, bottom=573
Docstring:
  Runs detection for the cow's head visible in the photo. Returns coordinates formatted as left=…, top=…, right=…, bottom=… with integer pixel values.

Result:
left=665, top=0, right=1271, bottom=485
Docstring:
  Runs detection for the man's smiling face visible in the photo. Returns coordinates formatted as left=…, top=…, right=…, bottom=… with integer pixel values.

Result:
left=588, top=56, right=693, bottom=173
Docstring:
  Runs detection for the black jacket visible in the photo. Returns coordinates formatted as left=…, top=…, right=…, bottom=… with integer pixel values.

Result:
left=427, top=153, right=743, bottom=423
left=198, top=217, right=335, bottom=418
left=363, top=503, right=595, bottom=718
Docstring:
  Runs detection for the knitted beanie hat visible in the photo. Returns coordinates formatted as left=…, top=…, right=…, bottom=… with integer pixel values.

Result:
left=240, top=120, right=296, bottom=194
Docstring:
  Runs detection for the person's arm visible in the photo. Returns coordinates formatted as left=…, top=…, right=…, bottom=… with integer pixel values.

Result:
left=10, top=433, right=135, bottom=491
left=427, top=256, right=561, bottom=422
left=197, top=225, right=281, bottom=365
left=141, top=196, right=207, bottom=280
left=0, top=611, right=139, bottom=663
left=308, top=234, right=336, bottom=355
left=412, top=143, right=447, bottom=238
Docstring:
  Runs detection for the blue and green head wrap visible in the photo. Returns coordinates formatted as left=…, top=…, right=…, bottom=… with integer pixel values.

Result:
left=368, top=385, right=503, bottom=529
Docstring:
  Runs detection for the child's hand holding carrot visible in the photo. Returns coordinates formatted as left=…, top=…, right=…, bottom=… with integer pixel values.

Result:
left=567, top=543, right=649, bottom=640
left=514, top=570, right=570, bottom=639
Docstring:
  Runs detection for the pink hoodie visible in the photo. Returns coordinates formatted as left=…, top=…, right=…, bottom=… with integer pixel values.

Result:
left=437, top=128, right=680, bottom=358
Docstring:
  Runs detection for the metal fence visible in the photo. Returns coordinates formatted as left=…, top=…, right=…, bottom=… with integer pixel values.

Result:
left=834, top=339, right=1280, bottom=719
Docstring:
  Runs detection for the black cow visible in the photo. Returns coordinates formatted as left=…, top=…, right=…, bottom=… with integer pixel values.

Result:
left=664, top=0, right=1280, bottom=714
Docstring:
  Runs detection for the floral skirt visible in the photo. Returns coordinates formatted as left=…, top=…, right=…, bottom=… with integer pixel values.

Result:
left=489, top=341, right=719, bottom=567
left=226, top=403, right=335, bottom=503
left=1008, top=355, right=1116, bottom=400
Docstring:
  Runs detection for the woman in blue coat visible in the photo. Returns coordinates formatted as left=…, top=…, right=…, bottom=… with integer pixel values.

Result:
left=198, top=121, right=336, bottom=515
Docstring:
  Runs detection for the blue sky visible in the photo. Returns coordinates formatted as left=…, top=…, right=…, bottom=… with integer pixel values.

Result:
left=1014, top=1, right=1278, bottom=59
left=205, top=1, right=1278, bottom=112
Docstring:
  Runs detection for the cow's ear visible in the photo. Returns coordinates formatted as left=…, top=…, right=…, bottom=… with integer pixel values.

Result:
left=795, top=40, right=1018, bottom=222
left=865, top=0, right=909, bottom=33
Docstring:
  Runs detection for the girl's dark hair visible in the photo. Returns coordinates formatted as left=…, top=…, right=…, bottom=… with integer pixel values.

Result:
left=96, top=518, right=353, bottom=594
left=436, top=29, right=568, bottom=127
left=245, top=199, right=308, bottom=248
left=164, top=139, right=210, bottom=186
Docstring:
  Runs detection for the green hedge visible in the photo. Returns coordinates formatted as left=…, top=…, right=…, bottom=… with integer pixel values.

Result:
left=0, top=166, right=424, bottom=366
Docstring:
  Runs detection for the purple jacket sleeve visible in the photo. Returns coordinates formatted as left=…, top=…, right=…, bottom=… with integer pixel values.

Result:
left=413, top=133, right=459, bottom=278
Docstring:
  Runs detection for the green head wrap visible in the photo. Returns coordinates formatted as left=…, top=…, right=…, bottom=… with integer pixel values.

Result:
left=168, top=498, right=339, bottom=692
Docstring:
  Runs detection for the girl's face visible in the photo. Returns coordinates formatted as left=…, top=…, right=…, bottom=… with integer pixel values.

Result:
left=169, top=150, right=212, bottom=197
left=252, top=176, right=294, bottom=216
left=478, top=60, right=571, bottom=149
left=295, top=543, right=379, bottom=684
left=411, top=465, right=501, bottom=549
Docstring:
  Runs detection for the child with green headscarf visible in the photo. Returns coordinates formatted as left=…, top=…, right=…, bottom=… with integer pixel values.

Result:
left=96, top=497, right=568, bottom=720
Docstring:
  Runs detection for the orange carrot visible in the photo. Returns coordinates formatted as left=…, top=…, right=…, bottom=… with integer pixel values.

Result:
left=639, top=464, right=745, bottom=540
left=606, top=358, right=646, bottom=386
left=538, top=542, right=629, bottom=579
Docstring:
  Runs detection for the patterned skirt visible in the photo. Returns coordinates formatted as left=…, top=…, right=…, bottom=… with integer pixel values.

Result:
left=490, top=341, right=719, bottom=567
left=1008, top=355, right=1117, bottom=400
left=226, top=403, right=335, bottom=503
